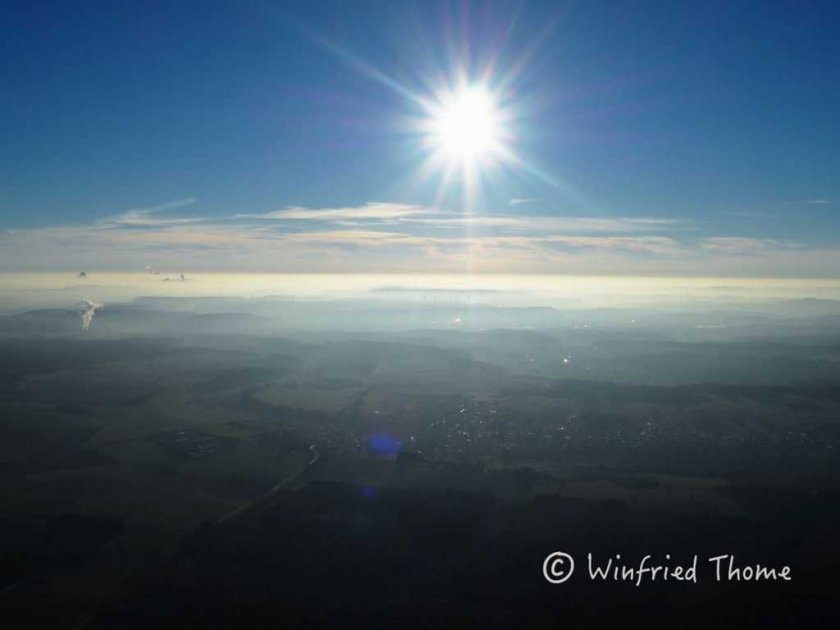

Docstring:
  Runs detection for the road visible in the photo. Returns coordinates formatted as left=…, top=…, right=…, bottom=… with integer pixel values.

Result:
left=215, top=444, right=321, bottom=524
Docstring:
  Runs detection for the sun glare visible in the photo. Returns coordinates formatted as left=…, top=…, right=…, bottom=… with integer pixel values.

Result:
left=425, top=85, right=506, bottom=166
left=413, top=78, right=526, bottom=210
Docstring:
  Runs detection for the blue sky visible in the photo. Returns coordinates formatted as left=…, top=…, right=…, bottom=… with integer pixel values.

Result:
left=1, top=0, right=839, bottom=275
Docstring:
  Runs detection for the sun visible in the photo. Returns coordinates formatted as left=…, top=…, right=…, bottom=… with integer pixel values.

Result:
left=425, top=85, right=505, bottom=163
left=413, top=78, right=526, bottom=210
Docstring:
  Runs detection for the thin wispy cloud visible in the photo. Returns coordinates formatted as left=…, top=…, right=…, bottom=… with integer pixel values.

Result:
left=131, top=198, right=197, bottom=214
left=700, top=237, right=802, bottom=255
left=238, top=202, right=425, bottom=222
left=398, top=215, right=680, bottom=234
left=102, top=197, right=202, bottom=228
left=0, top=200, right=833, bottom=275
left=237, top=202, right=680, bottom=235
left=509, top=197, right=545, bottom=206
left=541, top=235, right=682, bottom=255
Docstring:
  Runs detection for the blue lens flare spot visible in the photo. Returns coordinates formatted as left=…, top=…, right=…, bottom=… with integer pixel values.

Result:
left=368, top=433, right=401, bottom=457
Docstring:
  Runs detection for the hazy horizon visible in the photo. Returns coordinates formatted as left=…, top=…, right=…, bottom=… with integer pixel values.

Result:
left=4, top=272, right=840, bottom=313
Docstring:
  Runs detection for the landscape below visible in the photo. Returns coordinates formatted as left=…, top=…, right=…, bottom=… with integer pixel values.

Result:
left=1, top=292, right=839, bottom=627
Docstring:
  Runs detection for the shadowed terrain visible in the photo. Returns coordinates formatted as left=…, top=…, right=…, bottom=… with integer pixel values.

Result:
left=1, top=297, right=839, bottom=627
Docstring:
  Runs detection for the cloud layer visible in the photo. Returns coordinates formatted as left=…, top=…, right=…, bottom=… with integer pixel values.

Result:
left=1, top=199, right=836, bottom=276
